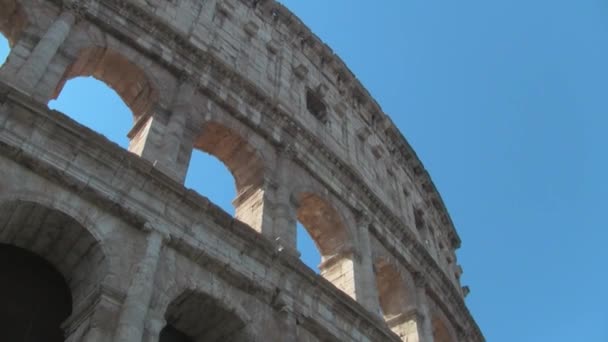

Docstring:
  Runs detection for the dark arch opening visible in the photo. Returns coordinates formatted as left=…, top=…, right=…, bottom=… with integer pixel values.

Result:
left=160, top=290, right=249, bottom=342
left=0, top=199, right=108, bottom=334
left=159, top=324, right=194, bottom=342
left=0, top=244, right=72, bottom=342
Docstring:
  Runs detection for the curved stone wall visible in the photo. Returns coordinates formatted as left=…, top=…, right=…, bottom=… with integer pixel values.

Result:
left=0, top=0, right=483, bottom=341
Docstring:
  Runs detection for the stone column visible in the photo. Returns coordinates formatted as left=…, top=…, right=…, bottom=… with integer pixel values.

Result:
left=143, top=313, right=166, bottom=342
left=156, top=82, right=196, bottom=182
left=114, top=225, right=166, bottom=342
left=128, top=81, right=196, bottom=183
left=14, top=10, right=75, bottom=93
left=414, top=273, right=435, bottom=342
left=0, top=36, right=33, bottom=80
left=128, top=105, right=169, bottom=158
left=63, top=287, right=123, bottom=342
left=352, top=213, right=382, bottom=317
left=270, top=144, right=298, bottom=255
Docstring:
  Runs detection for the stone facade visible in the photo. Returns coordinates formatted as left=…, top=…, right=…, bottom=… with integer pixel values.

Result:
left=0, top=0, right=483, bottom=341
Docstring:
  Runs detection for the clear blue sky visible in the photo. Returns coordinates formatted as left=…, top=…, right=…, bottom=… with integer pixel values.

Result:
left=2, top=1, right=608, bottom=340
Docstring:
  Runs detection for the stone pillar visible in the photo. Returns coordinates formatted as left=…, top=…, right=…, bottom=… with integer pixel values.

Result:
left=143, top=313, right=166, bottom=342
left=128, top=82, right=196, bottom=183
left=0, top=35, right=34, bottom=80
left=352, top=213, right=383, bottom=317
left=270, top=144, right=298, bottom=255
left=63, top=287, right=123, bottom=342
left=232, top=179, right=273, bottom=233
left=127, top=105, right=169, bottom=159
left=14, top=11, right=75, bottom=93
left=114, top=225, right=166, bottom=342
left=152, top=81, right=194, bottom=182
left=414, top=273, right=435, bottom=342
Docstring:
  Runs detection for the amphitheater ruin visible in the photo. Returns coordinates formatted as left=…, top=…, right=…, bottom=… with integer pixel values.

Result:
left=0, top=0, right=483, bottom=341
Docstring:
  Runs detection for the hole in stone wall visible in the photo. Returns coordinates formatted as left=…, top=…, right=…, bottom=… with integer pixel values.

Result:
left=185, top=150, right=236, bottom=216
left=306, top=88, right=327, bottom=123
left=49, top=77, right=132, bottom=148
left=0, top=33, right=8, bottom=67
left=297, top=221, right=321, bottom=274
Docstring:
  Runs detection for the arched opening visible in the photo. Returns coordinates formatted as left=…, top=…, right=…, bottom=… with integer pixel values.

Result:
left=188, top=122, right=266, bottom=230
left=297, top=221, right=321, bottom=273
left=0, top=244, right=72, bottom=342
left=49, top=77, right=132, bottom=148
left=432, top=316, right=454, bottom=342
left=50, top=47, right=158, bottom=150
left=296, top=192, right=355, bottom=297
left=375, top=259, right=420, bottom=340
left=186, top=150, right=236, bottom=214
left=160, top=290, right=250, bottom=342
left=0, top=200, right=108, bottom=340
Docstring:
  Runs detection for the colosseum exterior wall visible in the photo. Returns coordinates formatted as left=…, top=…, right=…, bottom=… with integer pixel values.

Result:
left=0, top=0, right=483, bottom=341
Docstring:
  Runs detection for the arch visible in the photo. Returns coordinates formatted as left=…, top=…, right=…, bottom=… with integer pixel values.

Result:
left=296, top=192, right=349, bottom=260
left=374, top=258, right=421, bottom=340
left=52, top=46, right=158, bottom=120
left=192, top=121, right=266, bottom=229
left=195, top=121, right=265, bottom=196
left=49, top=76, right=133, bottom=148
left=425, top=297, right=459, bottom=342
left=0, top=0, right=27, bottom=46
left=160, top=289, right=252, bottom=342
left=375, top=258, right=417, bottom=318
left=186, top=150, right=236, bottom=213
left=0, top=199, right=109, bottom=339
left=295, top=191, right=357, bottom=297
left=432, top=316, right=456, bottom=342
left=0, top=244, right=72, bottom=342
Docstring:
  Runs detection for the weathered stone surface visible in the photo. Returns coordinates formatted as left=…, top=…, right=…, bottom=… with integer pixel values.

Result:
left=0, top=0, right=482, bottom=341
